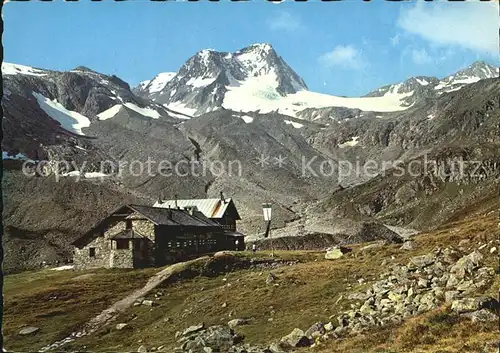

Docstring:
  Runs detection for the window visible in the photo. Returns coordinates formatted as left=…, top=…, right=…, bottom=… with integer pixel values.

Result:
left=89, top=248, right=96, bottom=257
left=126, top=219, right=132, bottom=229
left=116, top=239, right=129, bottom=250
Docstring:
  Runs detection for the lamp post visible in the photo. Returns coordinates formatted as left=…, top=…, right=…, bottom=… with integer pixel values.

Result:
left=262, top=203, right=273, bottom=257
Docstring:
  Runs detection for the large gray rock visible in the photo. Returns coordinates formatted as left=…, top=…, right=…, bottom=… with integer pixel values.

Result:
left=182, top=323, right=205, bottom=336
left=450, top=251, right=483, bottom=278
left=183, top=325, right=240, bottom=352
left=279, top=328, right=311, bottom=348
left=324, top=322, right=335, bottom=331
left=451, top=297, right=499, bottom=314
left=445, top=290, right=460, bottom=303
left=227, top=319, right=250, bottom=329
left=304, top=322, right=325, bottom=339
left=325, top=246, right=351, bottom=260
left=400, top=241, right=415, bottom=251
left=19, top=326, right=40, bottom=336
left=408, top=254, right=435, bottom=269
left=461, top=309, right=498, bottom=323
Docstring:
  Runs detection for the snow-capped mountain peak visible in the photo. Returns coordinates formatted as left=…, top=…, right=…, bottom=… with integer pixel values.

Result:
left=435, top=61, right=498, bottom=92
left=365, top=61, right=498, bottom=107
left=368, top=76, right=440, bottom=97
left=2, top=62, right=48, bottom=77
left=134, top=43, right=308, bottom=116
left=134, top=46, right=498, bottom=118
left=135, top=72, right=176, bottom=96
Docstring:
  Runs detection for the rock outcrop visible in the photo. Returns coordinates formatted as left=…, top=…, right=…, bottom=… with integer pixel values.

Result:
left=175, top=324, right=286, bottom=353
left=279, top=247, right=498, bottom=349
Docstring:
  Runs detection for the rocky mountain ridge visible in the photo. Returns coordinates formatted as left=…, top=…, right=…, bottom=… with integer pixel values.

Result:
left=134, top=44, right=498, bottom=118
left=365, top=61, right=498, bottom=108
left=2, top=49, right=500, bottom=272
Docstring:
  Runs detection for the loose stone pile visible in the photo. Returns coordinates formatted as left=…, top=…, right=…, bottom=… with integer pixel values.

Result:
left=280, top=247, right=498, bottom=349
left=173, top=323, right=286, bottom=353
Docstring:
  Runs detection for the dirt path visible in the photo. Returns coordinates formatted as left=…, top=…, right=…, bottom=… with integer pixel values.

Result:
left=40, top=256, right=210, bottom=352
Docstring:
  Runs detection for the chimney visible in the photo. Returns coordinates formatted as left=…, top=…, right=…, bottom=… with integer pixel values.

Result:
left=174, top=194, right=179, bottom=209
left=220, top=191, right=225, bottom=202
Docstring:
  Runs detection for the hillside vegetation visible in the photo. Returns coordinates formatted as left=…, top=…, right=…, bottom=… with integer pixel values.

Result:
left=3, top=214, right=499, bottom=352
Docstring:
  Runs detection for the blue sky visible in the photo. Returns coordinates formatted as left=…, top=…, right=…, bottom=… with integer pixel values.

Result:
left=3, top=0, right=499, bottom=97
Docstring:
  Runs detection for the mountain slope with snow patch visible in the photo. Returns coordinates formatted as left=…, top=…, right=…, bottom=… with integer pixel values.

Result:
left=365, top=61, right=498, bottom=107
left=136, top=45, right=497, bottom=118
left=133, top=72, right=176, bottom=97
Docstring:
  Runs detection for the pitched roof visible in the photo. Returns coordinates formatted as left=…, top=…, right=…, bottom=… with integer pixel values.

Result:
left=153, top=198, right=240, bottom=220
left=128, top=205, right=222, bottom=227
left=72, top=204, right=222, bottom=247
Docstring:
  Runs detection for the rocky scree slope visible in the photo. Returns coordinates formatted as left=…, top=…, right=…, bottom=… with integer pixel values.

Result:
left=310, top=79, right=500, bottom=230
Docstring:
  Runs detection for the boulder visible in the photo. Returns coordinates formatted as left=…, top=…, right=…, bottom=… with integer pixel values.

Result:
left=451, top=297, right=499, bottom=314
left=417, top=278, right=429, bottom=289
left=304, top=322, right=325, bottom=339
left=456, top=280, right=474, bottom=292
left=334, top=326, right=348, bottom=336
left=183, top=325, right=240, bottom=352
left=461, top=309, right=498, bottom=323
left=325, top=246, right=351, bottom=260
left=227, top=319, right=250, bottom=329
left=408, top=254, right=435, bottom=269
left=400, top=241, right=415, bottom=251
left=137, top=345, right=147, bottom=353
left=142, top=300, right=155, bottom=307
left=116, top=323, right=130, bottom=330
left=442, top=248, right=463, bottom=264
left=446, top=273, right=461, bottom=288
left=280, top=328, right=311, bottom=348
left=182, top=322, right=205, bottom=336
left=450, top=251, right=483, bottom=278
left=19, top=326, right=40, bottom=336
left=324, top=322, right=334, bottom=331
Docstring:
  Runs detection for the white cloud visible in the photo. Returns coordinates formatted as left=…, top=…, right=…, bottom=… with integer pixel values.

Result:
left=411, top=48, right=432, bottom=65
left=318, top=45, right=367, bottom=70
left=397, top=0, right=499, bottom=56
left=268, top=11, right=302, bottom=32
